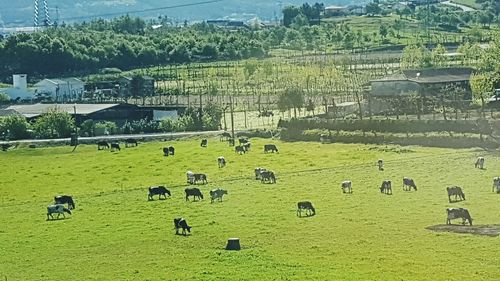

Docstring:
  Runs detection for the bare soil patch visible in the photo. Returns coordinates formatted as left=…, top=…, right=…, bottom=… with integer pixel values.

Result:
left=427, top=224, right=500, bottom=237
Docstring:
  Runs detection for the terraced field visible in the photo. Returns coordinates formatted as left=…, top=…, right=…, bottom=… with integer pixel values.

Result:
left=0, top=138, right=499, bottom=280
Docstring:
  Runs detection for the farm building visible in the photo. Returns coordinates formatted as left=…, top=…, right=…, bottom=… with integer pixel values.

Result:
left=0, top=74, right=35, bottom=101
left=324, top=5, right=348, bottom=16
left=34, top=78, right=85, bottom=102
left=370, top=68, right=473, bottom=98
left=0, top=103, right=184, bottom=125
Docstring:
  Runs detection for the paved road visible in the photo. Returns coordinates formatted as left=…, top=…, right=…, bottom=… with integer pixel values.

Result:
left=442, top=1, right=476, bottom=12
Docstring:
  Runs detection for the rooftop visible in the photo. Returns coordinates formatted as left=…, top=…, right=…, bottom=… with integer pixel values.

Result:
left=6, top=103, right=120, bottom=118
left=371, top=68, right=473, bottom=84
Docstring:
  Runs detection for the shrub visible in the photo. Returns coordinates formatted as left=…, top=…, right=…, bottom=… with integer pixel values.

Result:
left=0, top=115, right=31, bottom=140
left=33, top=109, right=75, bottom=138
left=95, top=121, right=118, bottom=135
left=80, top=119, right=95, bottom=137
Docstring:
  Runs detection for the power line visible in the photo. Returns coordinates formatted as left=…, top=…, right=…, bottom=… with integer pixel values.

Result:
left=59, top=0, right=223, bottom=21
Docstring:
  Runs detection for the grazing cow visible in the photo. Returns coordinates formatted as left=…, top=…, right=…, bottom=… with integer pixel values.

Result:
left=209, top=188, right=228, bottom=203
left=402, top=177, right=417, bottom=191
left=168, top=146, right=175, bottom=156
left=493, top=177, right=500, bottom=193
left=200, top=139, right=208, bottom=147
left=235, top=145, right=246, bottom=154
left=447, top=186, right=465, bottom=202
left=377, top=159, right=384, bottom=171
left=380, top=180, right=392, bottom=195
left=217, top=156, right=226, bottom=168
left=297, top=201, right=315, bottom=217
left=475, top=157, right=485, bottom=169
left=243, top=142, right=251, bottom=152
left=446, top=208, right=473, bottom=226
left=1, top=144, right=11, bottom=151
left=174, top=218, right=191, bottom=235
left=239, top=138, right=249, bottom=145
left=54, top=195, right=75, bottom=210
left=110, top=143, right=121, bottom=152
left=341, top=180, right=352, bottom=194
left=264, top=144, right=278, bottom=153
left=220, top=132, right=231, bottom=141
left=46, top=204, right=72, bottom=220
left=260, top=170, right=276, bottom=184
left=125, top=138, right=138, bottom=147
left=97, top=141, right=109, bottom=150
left=185, top=188, right=203, bottom=201
left=148, top=186, right=171, bottom=201
left=255, top=168, right=267, bottom=180
left=163, top=147, right=170, bottom=156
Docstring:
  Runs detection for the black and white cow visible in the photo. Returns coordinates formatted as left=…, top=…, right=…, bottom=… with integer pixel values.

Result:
left=235, top=145, right=246, bottom=154
left=446, top=208, right=473, bottom=226
left=403, top=177, right=417, bottom=191
left=217, top=156, right=226, bottom=168
left=125, top=138, right=138, bottom=147
left=110, top=143, right=121, bottom=152
left=200, top=139, right=208, bottom=147
left=47, top=204, right=72, bottom=220
left=447, top=186, right=465, bottom=203
left=297, top=201, right=315, bottom=217
left=380, top=180, right=392, bottom=195
left=341, top=180, right=352, bottom=194
left=174, top=218, right=191, bottom=235
left=209, top=188, right=228, bottom=203
left=261, top=170, right=276, bottom=184
left=475, top=157, right=485, bottom=169
left=493, top=177, right=500, bottom=193
left=377, top=159, right=384, bottom=171
left=148, top=186, right=171, bottom=201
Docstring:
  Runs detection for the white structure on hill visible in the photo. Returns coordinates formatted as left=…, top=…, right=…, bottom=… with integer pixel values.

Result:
left=0, top=74, right=34, bottom=101
left=34, top=78, right=85, bottom=102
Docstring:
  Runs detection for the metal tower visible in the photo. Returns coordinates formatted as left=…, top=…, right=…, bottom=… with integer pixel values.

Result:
left=34, top=0, right=51, bottom=27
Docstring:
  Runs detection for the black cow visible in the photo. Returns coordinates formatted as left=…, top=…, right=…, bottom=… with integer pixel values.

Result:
left=1, top=144, right=12, bottom=151
left=110, top=143, right=121, bottom=152
left=174, top=218, right=191, bottom=235
left=261, top=171, right=276, bottom=184
left=239, top=138, right=249, bottom=145
left=403, top=177, right=417, bottom=191
left=493, top=177, right=500, bottom=193
left=235, top=145, right=246, bottom=154
left=446, top=208, right=473, bottom=226
left=97, top=141, right=109, bottom=150
left=148, top=186, right=171, bottom=201
left=220, top=132, right=231, bottom=141
left=168, top=146, right=175, bottom=155
left=200, top=139, right=208, bottom=147
left=264, top=144, right=278, bottom=153
left=255, top=168, right=267, bottom=180
left=380, top=180, right=392, bottom=195
left=163, top=147, right=170, bottom=156
left=447, top=186, right=465, bottom=203
left=125, top=138, right=138, bottom=147
left=185, top=188, right=204, bottom=201
left=217, top=156, right=226, bottom=168
left=54, top=195, right=75, bottom=210
left=297, top=201, right=315, bottom=217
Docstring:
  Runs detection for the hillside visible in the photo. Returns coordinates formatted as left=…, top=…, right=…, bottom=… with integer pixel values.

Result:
left=1, top=0, right=367, bottom=27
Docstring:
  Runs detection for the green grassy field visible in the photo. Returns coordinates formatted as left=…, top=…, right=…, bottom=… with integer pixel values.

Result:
left=1, top=138, right=499, bottom=280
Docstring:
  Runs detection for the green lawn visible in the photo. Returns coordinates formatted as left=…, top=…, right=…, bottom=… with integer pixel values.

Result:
left=1, top=138, right=499, bottom=280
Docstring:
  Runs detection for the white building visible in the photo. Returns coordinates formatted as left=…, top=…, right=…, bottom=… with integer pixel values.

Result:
left=0, top=74, right=34, bottom=101
left=34, top=78, right=85, bottom=102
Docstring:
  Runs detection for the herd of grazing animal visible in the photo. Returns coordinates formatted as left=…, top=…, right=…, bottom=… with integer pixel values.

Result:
left=47, top=136, right=497, bottom=235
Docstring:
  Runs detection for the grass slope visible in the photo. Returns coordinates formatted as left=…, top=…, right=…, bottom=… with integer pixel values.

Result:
left=1, top=139, right=499, bottom=280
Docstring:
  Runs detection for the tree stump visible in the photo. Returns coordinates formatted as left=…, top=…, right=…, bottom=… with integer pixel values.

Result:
left=225, top=238, right=241, bottom=251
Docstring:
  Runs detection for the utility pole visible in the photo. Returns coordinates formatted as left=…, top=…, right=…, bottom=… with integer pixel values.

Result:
left=229, top=95, right=235, bottom=146
left=71, top=104, right=79, bottom=152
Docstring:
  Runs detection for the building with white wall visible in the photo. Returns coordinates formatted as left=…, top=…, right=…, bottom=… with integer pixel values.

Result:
left=34, top=78, right=85, bottom=102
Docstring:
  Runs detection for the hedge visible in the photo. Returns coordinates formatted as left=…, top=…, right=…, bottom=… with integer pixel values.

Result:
left=278, top=118, right=493, bottom=135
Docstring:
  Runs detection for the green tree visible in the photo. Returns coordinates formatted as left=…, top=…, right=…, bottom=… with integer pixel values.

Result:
left=379, top=24, right=389, bottom=41
left=0, top=115, right=31, bottom=140
left=280, top=87, right=305, bottom=118
left=282, top=6, right=302, bottom=27
left=470, top=73, right=494, bottom=117
left=366, top=2, right=381, bottom=16
left=0, top=92, right=9, bottom=103
left=33, top=109, right=75, bottom=138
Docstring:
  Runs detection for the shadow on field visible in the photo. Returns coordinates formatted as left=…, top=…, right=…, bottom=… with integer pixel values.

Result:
left=426, top=224, right=500, bottom=237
